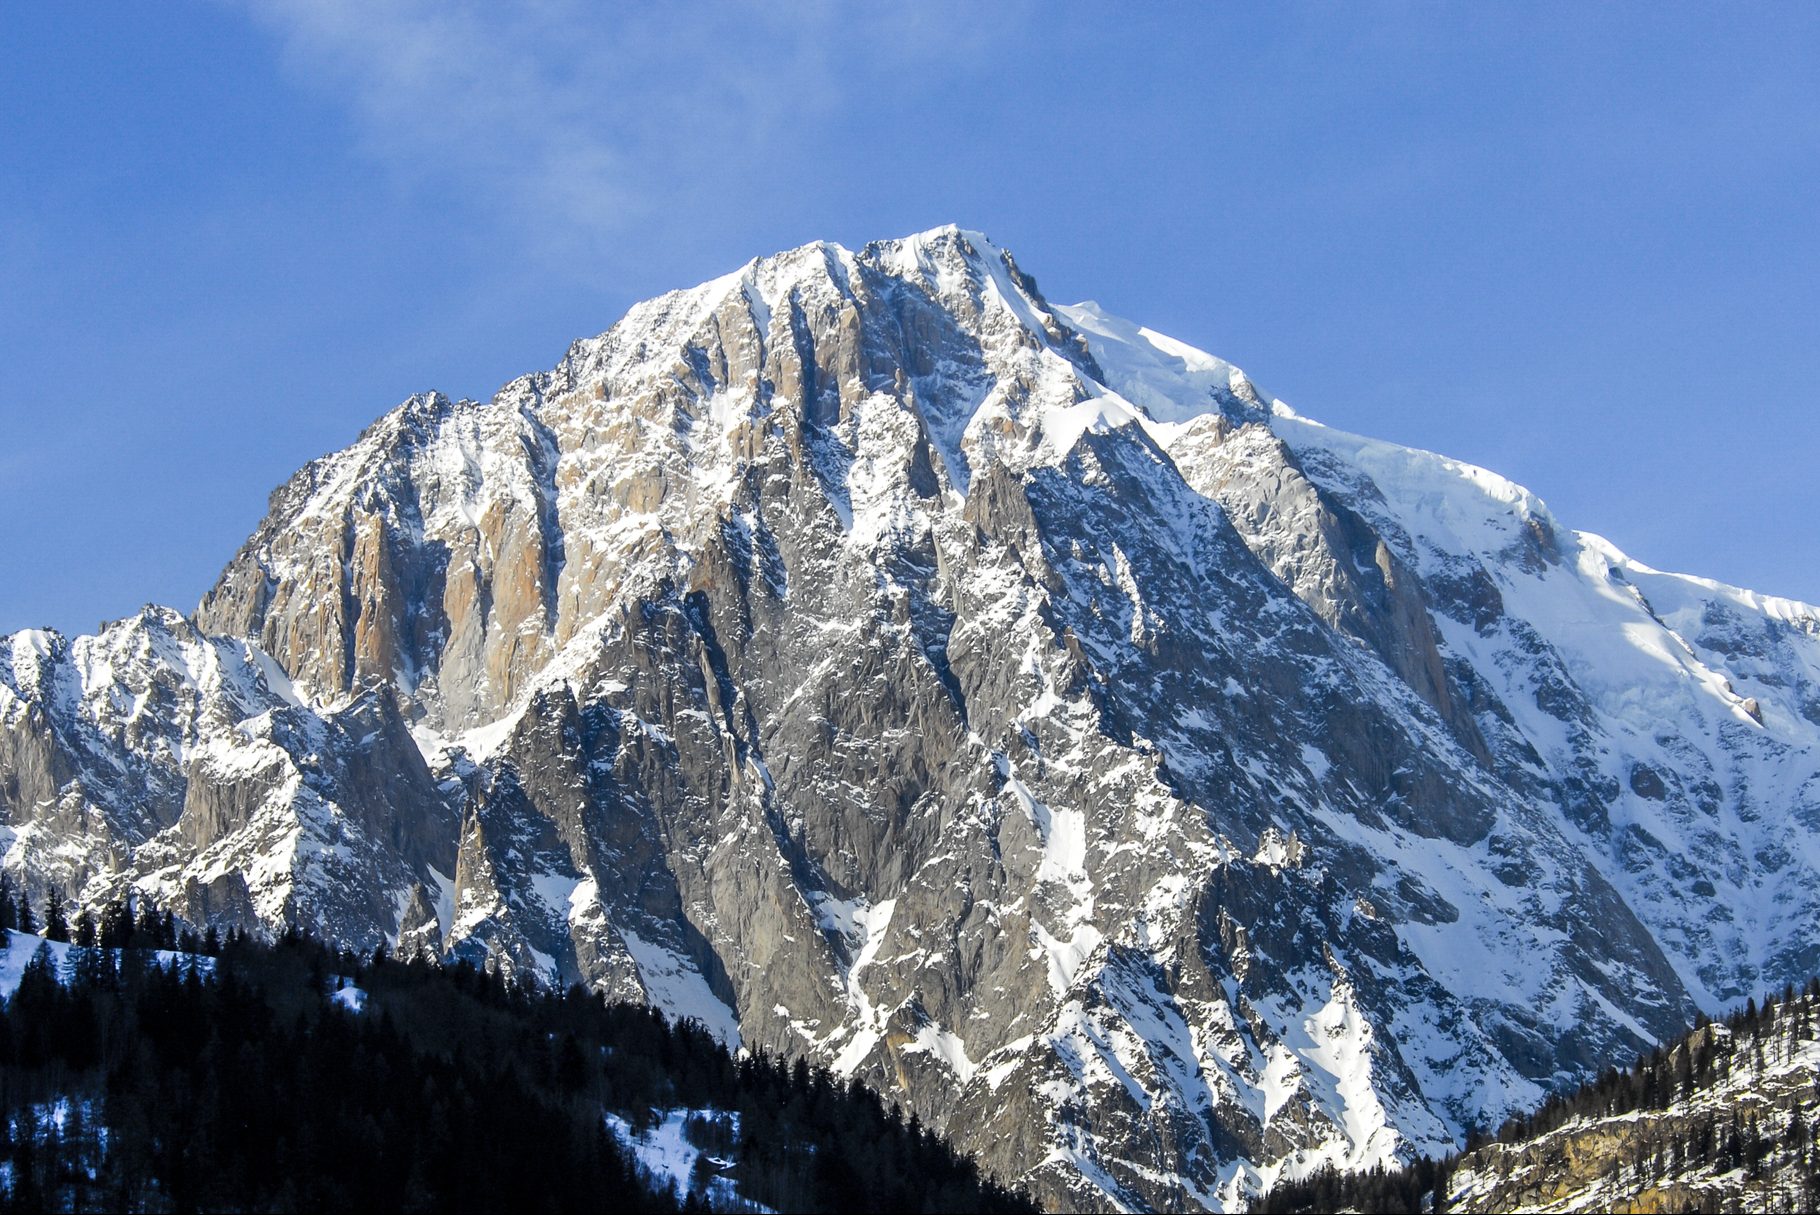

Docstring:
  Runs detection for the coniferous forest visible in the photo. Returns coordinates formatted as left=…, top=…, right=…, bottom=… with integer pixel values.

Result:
left=8, top=867, right=1820, bottom=1214
left=0, top=882, right=1036, bottom=1214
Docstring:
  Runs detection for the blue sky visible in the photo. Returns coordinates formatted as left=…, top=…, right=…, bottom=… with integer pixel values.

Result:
left=3, top=2, right=1817, bottom=636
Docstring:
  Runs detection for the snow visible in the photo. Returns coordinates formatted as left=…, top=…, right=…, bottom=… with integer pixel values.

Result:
left=12, top=227, right=1820, bottom=1212
left=816, top=894, right=898, bottom=1076
left=1295, top=983, right=1398, bottom=1170
left=619, top=928, right=741, bottom=1048
left=248, top=644, right=305, bottom=708
left=903, top=1021, right=978, bottom=1083
left=525, top=868, right=585, bottom=921
left=427, top=865, right=456, bottom=940
left=455, top=704, right=533, bottom=760
left=1256, top=397, right=1820, bottom=1003
left=997, top=754, right=1091, bottom=898
left=1055, top=294, right=1820, bottom=1045
left=994, top=753, right=1107, bottom=1002
left=603, top=1108, right=766, bottom=1209
left=1258, top=1044, right=1303, bottom=1125
left=0, top=931, right=214, bottom=998
left=0, top=931, right=69, bottom=996
left=1054, top=300, right=1251, bottom=424
left=330, top=981, right=368, bottom=1013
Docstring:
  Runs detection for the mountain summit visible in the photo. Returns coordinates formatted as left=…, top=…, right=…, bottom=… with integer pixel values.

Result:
left=6, top=226, right=1820, bottom=1210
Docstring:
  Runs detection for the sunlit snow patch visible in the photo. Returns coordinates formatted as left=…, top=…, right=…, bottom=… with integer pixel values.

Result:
left=620, top=928, right=741, bottom=1048
left=603, top=1108, right=763, bottom=1210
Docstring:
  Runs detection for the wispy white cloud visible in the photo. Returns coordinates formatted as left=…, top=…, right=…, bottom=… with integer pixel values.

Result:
left=238, top=0, right=1022, bottom=270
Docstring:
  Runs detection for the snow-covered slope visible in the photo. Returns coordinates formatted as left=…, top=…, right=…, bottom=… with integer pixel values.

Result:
left=1447, top=991, right=1820, bottom=1213
left=4, top=226, right=1819, bottom=1211
left=1065, top=300, right=1820, bottom=1010
left=0, top=608, right=456, bottom=940
left=0, top=929, right=213, bottom=996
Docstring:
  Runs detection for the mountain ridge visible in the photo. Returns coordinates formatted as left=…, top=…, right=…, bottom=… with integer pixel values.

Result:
left=5, top=225, right=1820, bottom=1210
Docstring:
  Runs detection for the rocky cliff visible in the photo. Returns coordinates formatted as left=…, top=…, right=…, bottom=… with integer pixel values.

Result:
left=1263, top=981, right=1820, bottom=1213
left=6, top=227, right=1820, bottom=1211
left=1447, top=996, right=1820, bottom=1214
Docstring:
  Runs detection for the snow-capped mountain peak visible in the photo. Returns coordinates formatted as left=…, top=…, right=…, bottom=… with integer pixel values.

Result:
left=6, top=228, right=1820, bottom=1211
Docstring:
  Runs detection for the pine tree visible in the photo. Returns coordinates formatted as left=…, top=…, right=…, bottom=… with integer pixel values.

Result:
left=134, top=898, right=161, bottom=945
left=43, top=886, right=69, bottom=942
left=98, top=900, right=131, bottom=949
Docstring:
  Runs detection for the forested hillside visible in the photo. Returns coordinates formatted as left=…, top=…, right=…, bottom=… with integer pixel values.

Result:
left=0, top=887, right=1034, bottom=1213
left=1259, top=980, right=1820, bottom=1214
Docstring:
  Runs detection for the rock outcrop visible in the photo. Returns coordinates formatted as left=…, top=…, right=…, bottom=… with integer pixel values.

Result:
left=6, top=228, right=1820, bottom=1210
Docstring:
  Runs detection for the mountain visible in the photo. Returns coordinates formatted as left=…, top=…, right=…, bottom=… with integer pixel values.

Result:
left=4, top=225, right=1819, bottom=1210
left=1443, top=985, right=1820, bottom=1214
left=1259, top=978, right=1820, bottom=1214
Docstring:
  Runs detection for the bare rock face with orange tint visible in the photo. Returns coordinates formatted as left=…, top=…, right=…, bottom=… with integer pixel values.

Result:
left=7, top=228, right=1820, bottom=1211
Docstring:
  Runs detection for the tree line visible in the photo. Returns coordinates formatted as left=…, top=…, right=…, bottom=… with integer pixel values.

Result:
left=1257, top=977, right=1820, bottom=1213
left=0, top=874, right=213, bottom=955
left=0, top=885, right=1037, bottom=1214
left=1497, top=981, right=1820, bottom=1215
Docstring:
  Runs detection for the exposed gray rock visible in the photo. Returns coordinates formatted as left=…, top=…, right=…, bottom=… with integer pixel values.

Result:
left=6, top=228, right=1820, bottom=1211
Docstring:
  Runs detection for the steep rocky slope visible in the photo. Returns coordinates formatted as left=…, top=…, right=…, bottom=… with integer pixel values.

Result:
left=1262, top=981, right=1820, bottom=1213
left=1449, top=1001, right=1820, bottom=1214
left=5, top=227, right=1820, bottom=1210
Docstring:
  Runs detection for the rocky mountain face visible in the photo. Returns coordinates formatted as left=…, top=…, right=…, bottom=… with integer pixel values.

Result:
left=1445, top=990, right=1820, bottom=1215
left=5, top=227, right=1820, bottom=1211
left=1260, top=982, right=1820, bottom=1214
